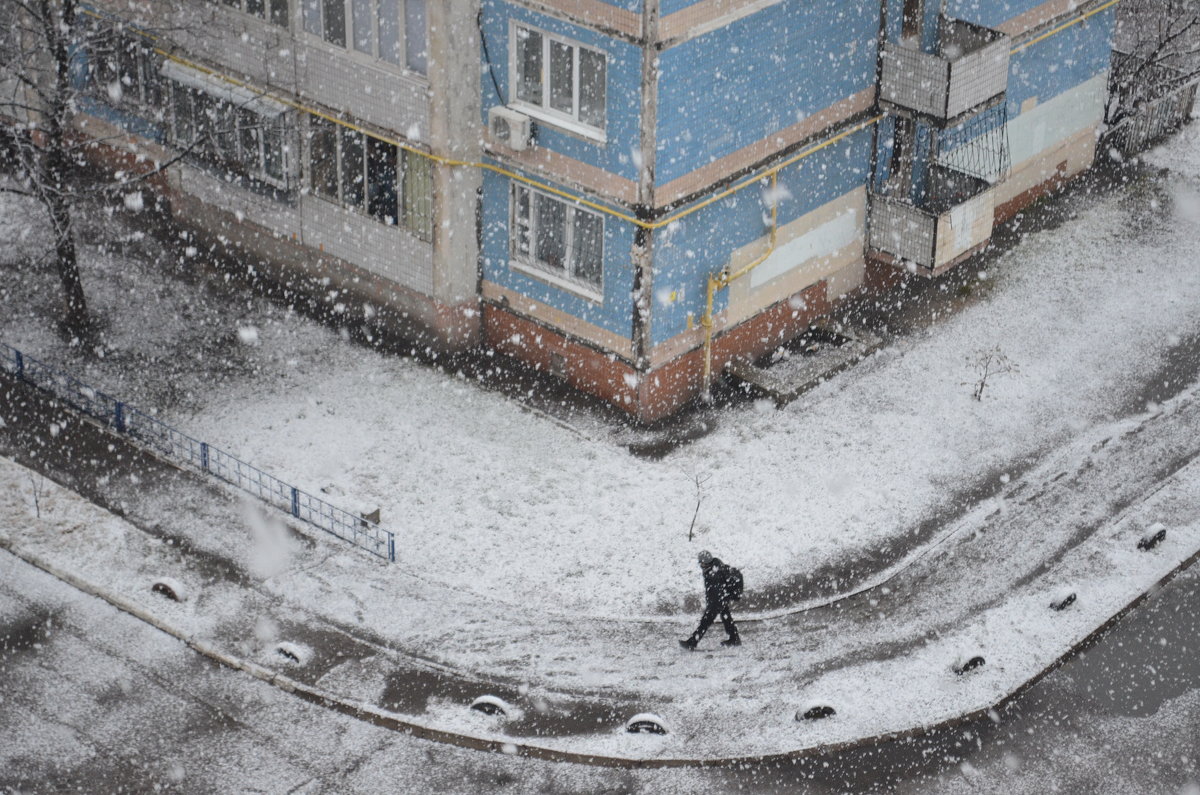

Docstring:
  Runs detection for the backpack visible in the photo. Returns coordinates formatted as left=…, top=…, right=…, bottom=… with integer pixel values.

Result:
left=724, top=566, right=744, bottom=601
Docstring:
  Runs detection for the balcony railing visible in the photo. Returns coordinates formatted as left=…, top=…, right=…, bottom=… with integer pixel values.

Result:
left=880, top=18, right=1010, bottom=123
left=868, top=165, right=995, bottom=275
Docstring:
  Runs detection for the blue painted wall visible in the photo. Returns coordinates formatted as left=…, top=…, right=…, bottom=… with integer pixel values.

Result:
left=76, top=97, right=166, bottom=143
left=660, top=0, right=704, bottom=13
left=1005, top=9, right=1115, bottom=119
left=480, top=166, right=637, bottom=340
left=879, top=0, right=940, bottom=52
left=948, top=0, right=1059, bottom=30
left=655, top=0, right=881, bottom=186
left=480, top=1, right=643, bottom=184
left=649, top=126, right=875, bottom=345
left=70, top=45, right=165, bottom=143
left=945, top=0, right=1115, bottom=121
left=482, top=0, right=1116, bottom=353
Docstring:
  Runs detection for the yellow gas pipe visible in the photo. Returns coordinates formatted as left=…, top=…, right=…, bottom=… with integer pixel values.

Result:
left=701, top=171, right=779, bottom=394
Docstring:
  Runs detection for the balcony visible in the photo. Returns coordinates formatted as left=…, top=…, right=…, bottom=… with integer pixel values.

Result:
left=880, top=18, right=1010, bottom=123
left=867, top=165, right=995, bottom=276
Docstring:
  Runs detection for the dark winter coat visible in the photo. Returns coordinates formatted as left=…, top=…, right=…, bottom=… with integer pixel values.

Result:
left=703, top=558, right=735, bottom=607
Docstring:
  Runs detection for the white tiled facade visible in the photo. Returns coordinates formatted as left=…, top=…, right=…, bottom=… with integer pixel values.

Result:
left=79, top=0, right=477, bottom=346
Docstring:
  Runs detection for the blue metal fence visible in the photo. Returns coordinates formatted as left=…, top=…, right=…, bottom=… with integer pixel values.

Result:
left=0, top=342, right=396, bottom=563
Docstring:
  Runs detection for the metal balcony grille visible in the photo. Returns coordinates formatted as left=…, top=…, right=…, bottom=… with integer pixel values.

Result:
left=935, top=102, right=1010, bottom=184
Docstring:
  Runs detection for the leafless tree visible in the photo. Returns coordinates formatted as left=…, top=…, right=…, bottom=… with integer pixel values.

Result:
left=685, top=470, right=712, bottom=542
left=0, top=0, right=200, bottom=342
left=27, top=472, right=46, bottom=517
left=0, top=0, right=94, bottom=339
left=965, top=346, right=1018, bottom=402
left=1108, top=0, right=1200, bottom=128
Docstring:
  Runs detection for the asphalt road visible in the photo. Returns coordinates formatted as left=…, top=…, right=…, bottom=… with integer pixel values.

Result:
left=0, top=552, right=708, bottom=794
left=2, top=549, right=1197, bottom=793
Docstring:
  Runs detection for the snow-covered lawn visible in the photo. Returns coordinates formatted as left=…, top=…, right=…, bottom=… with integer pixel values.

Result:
left=163, top=132, right=1200, bottom=617
left=4, top=126, right=1200, bottom=621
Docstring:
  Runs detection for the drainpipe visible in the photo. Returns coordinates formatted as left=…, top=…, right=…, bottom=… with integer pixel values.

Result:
left=630, top=0, right=660, bottom=376
left=701, top=171, right=779, bottom=393
left=867, top=0, right=889, bottom=249
left=428, top=0, right=484, bottom=348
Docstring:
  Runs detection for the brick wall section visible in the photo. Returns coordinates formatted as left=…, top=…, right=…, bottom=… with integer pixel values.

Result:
left=484, top=307, right=640, bottom=408
left=484, top=280, right=829, bottom=421
left=995, top=159, right=1071, bottom=223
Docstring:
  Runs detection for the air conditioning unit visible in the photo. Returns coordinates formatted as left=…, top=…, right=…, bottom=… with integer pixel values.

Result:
left=489, top=106, right=532, bottom=152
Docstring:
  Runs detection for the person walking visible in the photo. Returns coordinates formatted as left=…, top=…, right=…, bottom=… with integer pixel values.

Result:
left=680, top=550, right=742, bottom=650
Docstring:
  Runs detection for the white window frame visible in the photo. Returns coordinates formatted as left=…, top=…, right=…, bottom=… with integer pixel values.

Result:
left=87, top=27, right=164, bottom=115
left=161, top=61, right=295, bottom=191
left=306, top=116, right=434, bottom=241
left=509, top=22, right=607, bottom=142
left=301, top=0, right=427, bottom=77
left=509, top=183, right=604, bottom=300
left=217, top=0, right=291, bottom=28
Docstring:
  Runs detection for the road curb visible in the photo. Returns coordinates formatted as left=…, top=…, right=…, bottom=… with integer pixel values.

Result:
left=4, top=535, right=1199, bottom=769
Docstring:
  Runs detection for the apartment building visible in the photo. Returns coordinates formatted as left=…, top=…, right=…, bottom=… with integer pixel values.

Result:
left=47, top=0, right=1118, bottom=420
left=478, top=0, right=1115, bottom=419
left=69, top=0, right=481, bottom=350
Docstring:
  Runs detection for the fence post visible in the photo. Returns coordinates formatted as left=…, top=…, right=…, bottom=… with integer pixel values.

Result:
left=13, top=350, right=23, bottom=380
left=291, top=487, right=300, bottom=518
left=114, top=402, right=126, bottom=433
left=388, top=534, right=395, bottom=563
left=200, top=442, right=209, bottom=472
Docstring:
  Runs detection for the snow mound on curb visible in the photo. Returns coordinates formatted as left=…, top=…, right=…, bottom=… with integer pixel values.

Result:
left=271, top=641, right=311, bottom=666
left=150, top=576, right=189, bottom=602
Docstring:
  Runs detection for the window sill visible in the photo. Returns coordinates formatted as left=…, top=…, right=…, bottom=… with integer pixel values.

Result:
left=510, top=259, right=603, bottom=304
left=509, top=104, right=606, bottom=145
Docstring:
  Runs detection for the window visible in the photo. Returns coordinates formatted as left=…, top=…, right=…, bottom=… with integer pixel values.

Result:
left=307, top=116, right=433, bottom=240
left=87, top=28, right=164, bottom=115
left=512, top=24, right=606, bottom=133
left=303, top=0, right=427, bottom=74
left=902, top=0, right=923, bottom=40
left=162, top=62, right=293, bottom=188
left=220, top=0, right=290, bottom=26
left=510, top=184, right=602, bottom=292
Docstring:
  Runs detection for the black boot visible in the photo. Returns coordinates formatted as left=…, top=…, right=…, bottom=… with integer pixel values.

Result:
left=720, top=637, right=741, bottom=647
left=679, top=638, right=698, bottom=651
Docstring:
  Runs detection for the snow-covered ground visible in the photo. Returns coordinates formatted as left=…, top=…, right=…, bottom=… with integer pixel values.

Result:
left=3, top=389, right=1199, bottom=760
left=5, top=123, right=1200, bottom=762
left=4, top=128, right=1200, bottom=622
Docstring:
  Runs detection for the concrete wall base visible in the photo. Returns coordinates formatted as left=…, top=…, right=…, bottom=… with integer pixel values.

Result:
left=167, top=191, right=481, bottom=356
left=484, top=281, right=830, bottom=423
